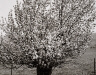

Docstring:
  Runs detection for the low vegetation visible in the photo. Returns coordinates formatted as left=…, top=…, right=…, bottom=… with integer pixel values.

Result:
left=0, top=0, right=96, bottom=75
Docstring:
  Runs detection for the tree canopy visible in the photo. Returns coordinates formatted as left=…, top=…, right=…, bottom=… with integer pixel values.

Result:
left=0, top=0, right=96, bottom=71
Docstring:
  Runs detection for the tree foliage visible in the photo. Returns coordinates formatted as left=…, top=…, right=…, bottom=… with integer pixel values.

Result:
left=0, top=0, right=96, bottom=70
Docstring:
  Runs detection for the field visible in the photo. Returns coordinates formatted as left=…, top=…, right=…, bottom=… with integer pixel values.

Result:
left=0, top=33, right=96, bottom=75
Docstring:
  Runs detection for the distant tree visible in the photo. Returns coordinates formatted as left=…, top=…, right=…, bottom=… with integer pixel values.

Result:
left=0, top=0, right=96, bottom=75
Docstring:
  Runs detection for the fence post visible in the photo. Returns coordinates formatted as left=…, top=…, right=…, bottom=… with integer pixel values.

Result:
left=11, top=64, right=13, bottom=75
left=94, top=58, right=95, bottom=75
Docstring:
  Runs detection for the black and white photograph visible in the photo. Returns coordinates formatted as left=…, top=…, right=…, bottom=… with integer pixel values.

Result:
left=0, top=0, right=96, bottom=75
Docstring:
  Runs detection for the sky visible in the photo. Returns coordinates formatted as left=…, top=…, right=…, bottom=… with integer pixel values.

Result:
left=0, top=0, right=22, bottom=18
left=0, top=0, right=96, bottom=34
left=0, top=0, right=22, bottom=35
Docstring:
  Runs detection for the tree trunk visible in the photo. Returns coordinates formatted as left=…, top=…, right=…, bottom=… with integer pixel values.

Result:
left=37, top=66, right=52, bottom=75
